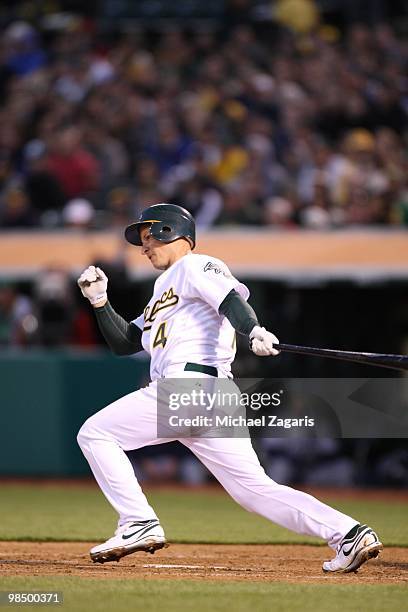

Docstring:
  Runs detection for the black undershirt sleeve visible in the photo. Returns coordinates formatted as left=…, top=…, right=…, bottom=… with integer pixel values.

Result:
left=218, top=289, right=259, bottom=336
left=94, top=301, right=143, bottom=356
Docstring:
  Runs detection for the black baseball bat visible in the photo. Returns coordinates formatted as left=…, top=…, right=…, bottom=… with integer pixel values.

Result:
left=275, top=343, right=408, bottom=371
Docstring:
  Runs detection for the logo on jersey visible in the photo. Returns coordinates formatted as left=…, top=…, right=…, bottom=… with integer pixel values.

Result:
left=204, top=261, right=232, bottom=278
left=143, top=287, right=179, bottom=330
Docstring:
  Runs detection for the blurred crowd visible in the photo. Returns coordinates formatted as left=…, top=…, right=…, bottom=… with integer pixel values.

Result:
left=0, top=261, right=136, bottom=348
left=0, top=13, right=407, bottom=230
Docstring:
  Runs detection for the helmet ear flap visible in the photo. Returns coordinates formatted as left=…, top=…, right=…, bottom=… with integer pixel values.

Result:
left=150, top=221, right=172, bottom=243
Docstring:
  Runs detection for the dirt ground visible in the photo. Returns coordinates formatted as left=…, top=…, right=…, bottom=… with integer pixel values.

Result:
left=0, top=542, right=407, bottom=584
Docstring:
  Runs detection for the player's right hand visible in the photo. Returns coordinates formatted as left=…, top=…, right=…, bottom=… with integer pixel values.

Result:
left=77, top=266, right=108, bottom=306
left=249, top=325, right=280, bottom=357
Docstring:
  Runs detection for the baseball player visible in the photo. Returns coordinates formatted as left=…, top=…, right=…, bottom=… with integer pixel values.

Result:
left=77, top=203, right=382, bottom=573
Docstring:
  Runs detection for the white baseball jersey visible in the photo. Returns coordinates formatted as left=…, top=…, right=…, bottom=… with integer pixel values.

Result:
left=132, top=253, right=249, bottom=380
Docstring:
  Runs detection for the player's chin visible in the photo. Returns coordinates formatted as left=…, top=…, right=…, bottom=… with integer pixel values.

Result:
left=149, top=256, right=166, bottom=270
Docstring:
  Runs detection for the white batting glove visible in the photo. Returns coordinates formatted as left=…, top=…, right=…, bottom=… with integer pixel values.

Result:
left=77, top=266, right=108, bottom=305
left=249, top=325, right=280, bottom=357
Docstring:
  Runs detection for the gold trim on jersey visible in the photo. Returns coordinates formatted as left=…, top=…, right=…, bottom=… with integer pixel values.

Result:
left=152, top=321, right=168, bottom=349
left=143, top=287, right=179, bottom=327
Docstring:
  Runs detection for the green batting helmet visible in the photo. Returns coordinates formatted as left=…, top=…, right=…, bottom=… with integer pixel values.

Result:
left=125, top=203, right=196, bottom=249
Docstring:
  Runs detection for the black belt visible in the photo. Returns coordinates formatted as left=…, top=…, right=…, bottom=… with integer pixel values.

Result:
left=184, top=362, right=218, bottom=377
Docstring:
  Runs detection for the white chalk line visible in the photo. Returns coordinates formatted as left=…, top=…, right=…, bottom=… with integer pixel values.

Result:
left=142, top=563, right=331, bottom=578
left=143, top=563, right=268, bottom=572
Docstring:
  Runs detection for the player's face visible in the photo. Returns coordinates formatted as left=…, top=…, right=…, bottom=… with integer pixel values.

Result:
left=139, top=225, right=176, bottom=270
left=140, top=225, right=191, bottom=270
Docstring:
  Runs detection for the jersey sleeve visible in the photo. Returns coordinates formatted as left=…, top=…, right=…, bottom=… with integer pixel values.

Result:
left=184, top=255, right=250, bottom=312
left=131, top=313, right=145, bottom=331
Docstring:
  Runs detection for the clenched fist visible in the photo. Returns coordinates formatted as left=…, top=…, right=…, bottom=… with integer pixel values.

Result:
left=249, top=325, right=280, bottom=357
left=77, top=266, right=108, bottom=306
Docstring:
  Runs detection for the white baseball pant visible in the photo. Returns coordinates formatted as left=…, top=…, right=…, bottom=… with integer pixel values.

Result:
left=77, top=375, right=357, bottom=550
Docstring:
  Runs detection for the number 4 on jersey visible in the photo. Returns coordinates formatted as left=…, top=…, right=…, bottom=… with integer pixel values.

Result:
left=153, top=322, right=168, bottom=348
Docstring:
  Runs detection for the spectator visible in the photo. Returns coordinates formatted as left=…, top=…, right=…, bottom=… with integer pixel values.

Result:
left=264, top=196, right=297, bottom=227
left=105, top=187, right=136, bottom=229
left=0, top=283, right=35, bottom=346
left=62, top=198, right=95, bottom=229
left=34, top=268, right=73, bottom=346
left=171, top=175, right=223, bottom=228
left=145, top=118, right=194, bottom=176
left=83, top=122, right=129, bottom=196
left=47, top=125, right=100, bottom=201
left=0, top=184, right=37, bottom=228
left=23, top=140, right=66, bottom=225
left=3, top=22, right=46, bottom=77
left=133, top=157, right=164, bottom=210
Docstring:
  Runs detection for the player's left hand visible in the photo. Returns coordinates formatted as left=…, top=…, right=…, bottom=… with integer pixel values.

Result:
left=249, top=325, right=280, bottom=357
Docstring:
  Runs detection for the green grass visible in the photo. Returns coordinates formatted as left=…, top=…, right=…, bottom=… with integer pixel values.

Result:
left=0, top=577, right=406, bottom=612
left=0, top=484, right=407, bottom=546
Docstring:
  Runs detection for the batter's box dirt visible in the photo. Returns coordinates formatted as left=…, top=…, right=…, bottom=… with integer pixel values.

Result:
left=0, top=543, right=407, bottom=583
